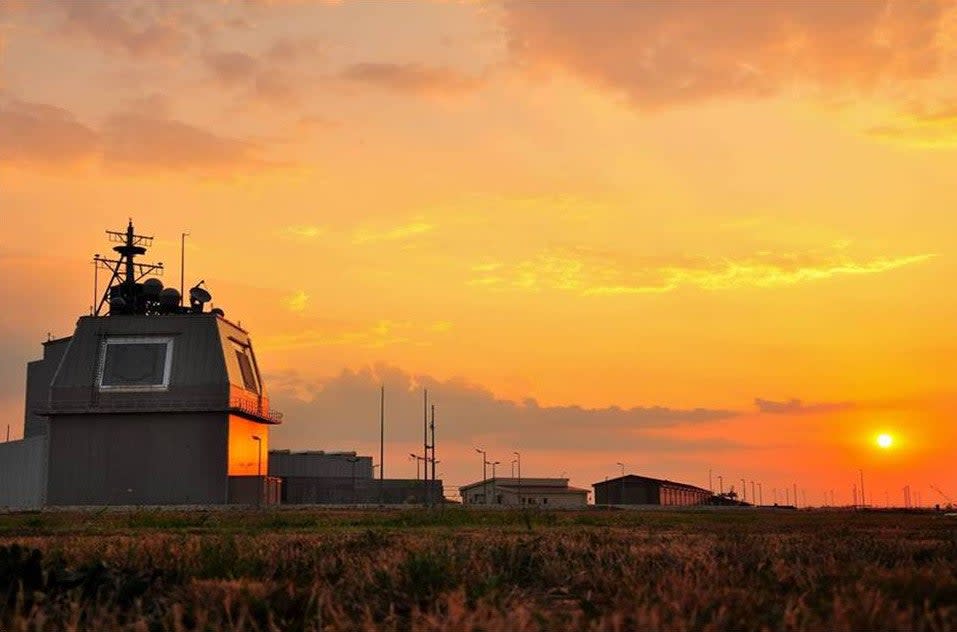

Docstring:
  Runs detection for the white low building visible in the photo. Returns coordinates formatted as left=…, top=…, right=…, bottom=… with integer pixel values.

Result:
left=460, top=478, right=588, bottom=508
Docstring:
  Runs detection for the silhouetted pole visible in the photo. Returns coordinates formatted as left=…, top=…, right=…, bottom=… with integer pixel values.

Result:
left=490, top=460, right=500, bottom=503
left=750, top=481, right=756, bottom=505
left=718, top=476, right=724, bottom=495
left=757, top=483, right=763, bottom=506
left=741, top=478, right=747, bottom=502
left=709, top=468, right=713, bottom=493
left=475, top=448, right=487, bottom=480
left=430, top=404, right=436, bottom=507
left=423, top=389, right=428, bottom=507
left=785, top=487, right=790, bottom=506
left=793, top=483, right=798, bottom=508
left=859, top=469, right=866, bottom=508
left=514, top=451, right=522, bottom=506
left=251, top=435, right=262, bottom=507
left=180, top=231, right=189, bottom=306
left=379, top=385, right=384, bottom=505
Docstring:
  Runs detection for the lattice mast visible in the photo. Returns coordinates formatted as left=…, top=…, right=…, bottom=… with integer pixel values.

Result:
left=92, top=220, right=165, bottom=316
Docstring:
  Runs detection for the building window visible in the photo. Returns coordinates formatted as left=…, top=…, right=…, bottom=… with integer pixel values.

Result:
left=98, top=337, right=173, bottom=391
left=232, top=341, right=260, bottom=394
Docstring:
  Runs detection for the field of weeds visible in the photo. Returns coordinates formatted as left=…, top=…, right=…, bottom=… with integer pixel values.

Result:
left=0, top=508, right=954, bottom=631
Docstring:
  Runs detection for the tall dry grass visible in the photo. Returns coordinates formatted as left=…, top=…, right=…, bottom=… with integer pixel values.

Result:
left=0, top=509, right=954, bottom=631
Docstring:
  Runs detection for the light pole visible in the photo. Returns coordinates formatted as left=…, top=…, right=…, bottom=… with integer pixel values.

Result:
left=757, top=483, right=763, bottom=506
left=750, top=481, right=756, bottom=506
left=513, top=451, right=522, bottom=507
left=616, top=462, right=625, bottom=505
left=718, top=475, right=724, bottom=495
left=180, top=231, right=190, bottom=306
left=859, top=469, right=866, bottom=508
left=347, top=456, right=359, bottom=504
left=741, top=478, right=747, bottom=503
left=489, top=460, right=500, bottom=504
left=410, top=453, right=424, bottom=480
left=251, top=435, right=262, bottom=506
left=475, top=448, right=487, bottom=481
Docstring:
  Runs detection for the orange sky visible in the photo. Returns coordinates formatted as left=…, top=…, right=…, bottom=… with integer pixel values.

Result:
left=1, top=1, right=955, bottom=505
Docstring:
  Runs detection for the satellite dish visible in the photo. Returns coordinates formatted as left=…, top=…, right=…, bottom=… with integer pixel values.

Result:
left=189, top=284, right=212, bottom=305
left=210, top=307, right=225, bottom=318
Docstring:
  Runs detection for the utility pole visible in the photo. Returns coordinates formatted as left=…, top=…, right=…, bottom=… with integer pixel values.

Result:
left=859, top=469, right=866, bottom=508
left=379, top=385, right=384, bottom=505
left=741, top=478, right=747, bottom=502
left=430, top=404, right=436, bottom=508
left=514, top=451, right=522, bottom=507
left=750, top=481, right=756, bottom=505
left=793, top=483, right=798, bottom=508
left=423, top=389, right=429, bottom=507
left=709, top=468, right=713, bottom=493
left=757, top=483, right=763, bottom=506
left=718, top=475, right=724, bottom=495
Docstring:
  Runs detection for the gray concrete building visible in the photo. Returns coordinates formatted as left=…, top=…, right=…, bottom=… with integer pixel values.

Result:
left=1, top=221, right=282, bottom=508
left=269, top=449, right=443, bottom=505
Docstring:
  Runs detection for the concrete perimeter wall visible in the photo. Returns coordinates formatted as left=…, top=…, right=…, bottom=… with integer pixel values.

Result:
left=0, top=436, right=47, bottom=508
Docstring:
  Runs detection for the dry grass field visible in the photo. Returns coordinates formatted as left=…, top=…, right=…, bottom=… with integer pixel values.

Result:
left=0, top=508, right=954, bottom=631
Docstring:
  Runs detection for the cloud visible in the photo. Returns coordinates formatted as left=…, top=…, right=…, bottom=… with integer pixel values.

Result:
left=268, top=364, right=742, bottom=452
left=203, top=42, right=313, bottom=106
left=866, top=101, right=957, bottom=147
left=59, top=2, right=192, bottom=59
left=260, top=320, right=415, bottom=351
left=353, top=219, right=434, bottom=244
left=754, top=398, right=853, bottom=415
left=0, top=99, right=99, bottom=166
left=204, top=51, right=259, bottom=85
left=339, top=62, right=483, bottom=97
left=283, top=290, right=310, bottom=312
left=0, top=99, right=275, bottom=174
left=282, top=225, right=326, bottom=239
left=502, top=1, right=953, bottom=109
left=469, top=247, right=938, bottom=295
left=101, top=112, right=269, bottom=172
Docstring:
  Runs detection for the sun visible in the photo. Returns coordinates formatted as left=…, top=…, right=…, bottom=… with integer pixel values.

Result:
left=876, top=433, right=894, bottom=449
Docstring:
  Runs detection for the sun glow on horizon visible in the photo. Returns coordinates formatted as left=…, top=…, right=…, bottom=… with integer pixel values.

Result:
left=876, top=433, right=894, bottom=449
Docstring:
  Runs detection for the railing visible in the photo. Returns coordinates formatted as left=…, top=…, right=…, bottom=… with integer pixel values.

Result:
left=40, top=393, right=283, bottom=423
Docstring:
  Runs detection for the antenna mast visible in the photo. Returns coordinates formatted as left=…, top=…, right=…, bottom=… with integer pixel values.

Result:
left=92, top=219, right=164, bottom=315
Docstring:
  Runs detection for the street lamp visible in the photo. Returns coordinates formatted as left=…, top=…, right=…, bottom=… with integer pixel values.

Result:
left=513, top=451, right=522, bottom=507
left=489, top=460, right=500, bottom=504
left=346, top=456, right=359, bottom=504
left=251, top=435, right=262, bottom=507
left=409, top=453, right=425, bottom=480
left=475, top=448, right=487, bottom=481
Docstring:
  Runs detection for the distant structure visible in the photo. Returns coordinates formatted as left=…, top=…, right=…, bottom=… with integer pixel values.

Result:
left=593, top=474, right=713, bottom=506
left=269, top=449, right=443, bottom=504
left=460, top=478, right=588, bottom=508
left=1, top=221, right=281, bottom=507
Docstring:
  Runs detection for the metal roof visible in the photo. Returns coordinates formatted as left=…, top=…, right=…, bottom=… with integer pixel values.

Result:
left=593, top=474, right=711, bottom=495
